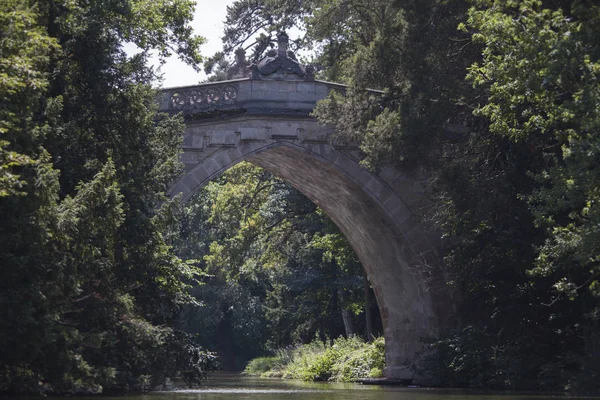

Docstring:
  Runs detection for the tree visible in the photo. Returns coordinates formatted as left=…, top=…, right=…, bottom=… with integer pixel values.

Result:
left=0, top=0, right=57, bottom=196
left=218, top=0, right=600, bottom=390
left=172, top=162, right=381, bottom=369
left=0, top=0, right=215, bottom=394
left=463, top=0, right=600, bottom=389
left=204, top=0, right=315, bottom=76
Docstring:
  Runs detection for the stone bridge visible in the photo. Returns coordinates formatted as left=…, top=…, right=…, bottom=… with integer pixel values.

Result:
left=160, top=33, right=453, bottom=381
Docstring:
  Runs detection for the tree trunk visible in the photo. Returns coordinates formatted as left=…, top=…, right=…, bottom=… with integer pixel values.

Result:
left=341, top=308, right=355, bottom=337
left=338, top=289, right=354, bottom=337
left=364, top=271, right=373, bottom=342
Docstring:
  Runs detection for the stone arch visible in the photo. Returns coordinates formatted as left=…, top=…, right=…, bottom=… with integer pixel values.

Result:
left=169, top=137, right=449, bottom=380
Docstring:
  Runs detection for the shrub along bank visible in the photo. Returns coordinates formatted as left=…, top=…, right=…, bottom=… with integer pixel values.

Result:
left=243, top=336, right=384, bottom=382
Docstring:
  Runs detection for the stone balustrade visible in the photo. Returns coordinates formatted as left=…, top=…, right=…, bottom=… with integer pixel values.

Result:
left=159, top=79, right=354, bottom=117
left=166, top=83, right=240, bottom=111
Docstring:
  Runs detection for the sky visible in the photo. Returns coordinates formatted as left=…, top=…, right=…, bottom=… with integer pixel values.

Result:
left=132, top=0, right=305, bottom=88
left=152, top=0, right=236, bottom=88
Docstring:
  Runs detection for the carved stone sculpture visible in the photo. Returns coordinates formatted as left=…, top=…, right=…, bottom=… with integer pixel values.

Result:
left=227, top=47, right=251, bottom=79
left=251, top=32, right=308, bottom=80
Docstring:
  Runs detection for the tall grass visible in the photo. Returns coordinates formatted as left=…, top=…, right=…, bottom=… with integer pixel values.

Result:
left=243, top=336, right=385, bottom=382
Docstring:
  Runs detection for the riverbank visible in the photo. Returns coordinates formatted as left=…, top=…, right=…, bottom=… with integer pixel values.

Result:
left=243, top=336, right=385, bottom=382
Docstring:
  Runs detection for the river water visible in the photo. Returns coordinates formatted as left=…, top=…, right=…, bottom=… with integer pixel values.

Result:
left=57, top=374, right=595, bottom=400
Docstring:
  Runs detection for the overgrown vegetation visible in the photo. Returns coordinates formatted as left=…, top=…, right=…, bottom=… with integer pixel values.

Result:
left=243, top=336, right=385, bottom=382
left=3, top=0, right=600, bottom=393
left=216, top=0, right=600, bottom=392
left=172, top=163, right=382, bottom=370
left=0, top=0, right=215, bottom=394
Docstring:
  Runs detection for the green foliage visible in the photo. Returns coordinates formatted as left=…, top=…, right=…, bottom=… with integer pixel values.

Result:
left=242, top=356, right=281, bottom=376
left=0, top=0, right=213, bottom=394
left=219, top=0, right=600, bottom=391
left=5, top=0, right=599, bottom=391
left=244, top=336, right=385, bottom=382
left=222, top=0, right=313, bottom=58
left=311, top=0, right=474, bottom=169
left=293, top=0, right=600, bottom=391
left=203, top=0, right=320, bottom=77
left=173, top=162, right=380, bottom=369
left=459, top=0, right=600, bottom=391
left=467, top=0, right=600, bottom=305
left=329, top=336, right=385, bottom=381
left=0, top=0, right=58, bottom=196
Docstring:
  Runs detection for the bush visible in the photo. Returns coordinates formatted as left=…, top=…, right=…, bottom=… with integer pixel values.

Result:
left=330, top=336, right=385, bottom=382
left=243, top=357, right=281, bottom=376
left=243, top=336, right=385, bottom=382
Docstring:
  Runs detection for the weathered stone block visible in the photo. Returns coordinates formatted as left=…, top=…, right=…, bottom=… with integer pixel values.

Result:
left=207, top=130, right=237, bottom=147
left=302, top=128, right=328, bottom=143
left=180, top=151, right=200, bottom=164
left=238, top=127, right=266, bottom=142
left=389, top=202, right=412, bottom=225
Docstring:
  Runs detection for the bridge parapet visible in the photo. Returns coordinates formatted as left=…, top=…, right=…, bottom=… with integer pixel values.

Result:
left=159, top=30, right=383, bottom=118
left=159, top=78, right=348, bottom=117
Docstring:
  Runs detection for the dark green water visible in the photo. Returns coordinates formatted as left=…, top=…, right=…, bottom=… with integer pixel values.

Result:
left=59, top=374, right=596, bottom=400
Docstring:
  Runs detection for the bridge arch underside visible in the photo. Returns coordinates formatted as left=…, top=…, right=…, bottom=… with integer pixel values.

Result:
left=171, top=138, right=447, bottom=380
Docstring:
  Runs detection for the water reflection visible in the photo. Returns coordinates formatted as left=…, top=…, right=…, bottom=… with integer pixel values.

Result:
left=139, top=374, right=596, bottom=400
left=15, top=374, right=599, bottom=400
